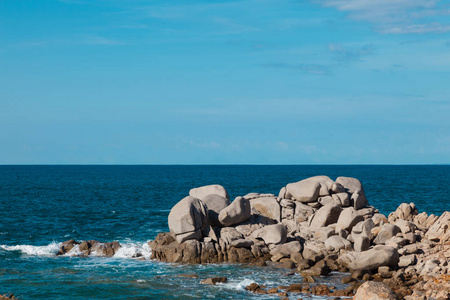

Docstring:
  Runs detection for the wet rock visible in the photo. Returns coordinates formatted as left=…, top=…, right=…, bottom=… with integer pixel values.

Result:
left=200, top=277, right=227, bottom=285
left=56, top=239, right=80, bottom=255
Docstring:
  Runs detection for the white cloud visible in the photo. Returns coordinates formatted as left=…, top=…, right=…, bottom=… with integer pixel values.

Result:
left=316, top=0, right=450, bottom=34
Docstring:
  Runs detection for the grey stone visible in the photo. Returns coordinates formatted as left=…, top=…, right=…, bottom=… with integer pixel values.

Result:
left=336, top=207, right=365, bottom=232
left=252, top=224, right=287, bottom=246
left=270, top=241, right=302, bottom=261
left=294, top=202, right=315, bottom=222
left=190, top=184, right=229, bottom=201
left=373, top=224, right=401, bottom=245
left=351, top=192, right=367, bottom=210
left=202, top=194, right=231, bottom=226
left=335, top=176, right=365, bottom=195
left=337, top=245, right=399, bottom=271
left=309, top=204, right=342, bottom=229
left=325, top=235, right=352, bottom=252
left=249, top=196, right=281, bottom=222
left=218, top=196, right=251, bottom=227
left=332, top=192, right=350, bottom=207
left=286, top=178, right=321, bottom=202
left=168, top=196, right=208, bottom=243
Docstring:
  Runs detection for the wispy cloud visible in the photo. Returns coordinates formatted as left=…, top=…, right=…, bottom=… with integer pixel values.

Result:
left=316, top=0, right=450, bottom=34
left=260, top=63, right=331, bottom=75
left=328, top=43, right=376, bottom=61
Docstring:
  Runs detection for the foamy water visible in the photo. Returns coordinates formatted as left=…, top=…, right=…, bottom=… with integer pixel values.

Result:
left=1, top=241, right=152, bottom=260
left=0, top=242, right=61, bottom=256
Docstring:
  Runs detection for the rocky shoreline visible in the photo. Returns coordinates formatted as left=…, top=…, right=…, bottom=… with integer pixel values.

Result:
left=48, top=175, right=449, bottom=299
left=148, top=176, right=450, bottom=299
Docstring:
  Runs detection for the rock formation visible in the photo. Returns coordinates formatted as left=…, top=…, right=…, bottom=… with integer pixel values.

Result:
left=58, top=175, right=450, bottom=299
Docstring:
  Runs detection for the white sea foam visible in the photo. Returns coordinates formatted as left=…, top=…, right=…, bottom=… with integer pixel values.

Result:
left=234, top=278, right=256, bottom=290
left=0, top=242, right=61, bottom=256
left=113, top=241, right=152, bottom=259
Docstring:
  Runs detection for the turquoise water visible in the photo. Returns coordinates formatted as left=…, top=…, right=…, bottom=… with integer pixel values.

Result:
left=0, top=165, right=449, bottom=299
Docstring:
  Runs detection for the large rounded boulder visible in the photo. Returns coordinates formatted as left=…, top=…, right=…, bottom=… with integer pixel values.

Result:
left=189, top=184, right=229, bottom=201
left=168, top=196, right=208, bottom=243
left=218, top=196, right=251, bottom=226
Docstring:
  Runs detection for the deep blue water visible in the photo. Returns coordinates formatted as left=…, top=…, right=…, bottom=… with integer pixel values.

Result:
left=0, top=165, right=449, bottom=299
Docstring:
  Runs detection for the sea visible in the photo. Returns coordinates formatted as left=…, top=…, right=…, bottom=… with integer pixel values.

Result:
left=1, top=165, right=449, bottom=299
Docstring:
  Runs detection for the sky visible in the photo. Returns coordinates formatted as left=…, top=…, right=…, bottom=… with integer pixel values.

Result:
left=0, top=0, right=449, bottom=164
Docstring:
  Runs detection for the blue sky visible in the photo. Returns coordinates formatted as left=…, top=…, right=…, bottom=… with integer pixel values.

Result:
left=1, top=0, right=449, bottom=164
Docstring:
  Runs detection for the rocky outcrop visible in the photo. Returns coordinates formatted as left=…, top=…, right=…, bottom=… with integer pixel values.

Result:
left=148, top=176, right=450, bottom=300
left=56, top=239, right=122, bottom=257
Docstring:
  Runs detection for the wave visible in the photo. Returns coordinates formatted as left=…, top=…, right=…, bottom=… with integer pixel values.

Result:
left=0, top=242, right=61, bottom=256
left=1, top=241, right=152, bottom=260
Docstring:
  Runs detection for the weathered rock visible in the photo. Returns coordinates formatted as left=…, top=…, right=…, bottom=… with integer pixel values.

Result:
left=394, top=219, right=416, bottom=235
left=337, top=245, right=399, bottom=271
left=56, top=239, right=80, bottom=255
left=353, top=281, right=399, bottom=300
left=324, top=235, right=352, bottom=252
left=218, top=227, right=243, bottom=248
left=336, top=207, right=365, bottom=232
left=373, top=224, right=401, bottom=245
left=314, top=227, right=336, bottom=242
left=399, top=254, right=416, bottom=267
left=372, top=213, right=388, bottom=226
left=168, top=196, right=208, bottom=243
left=189, top=184, right=229, bottom=201
left=58, top=240, right=121, bottom=257
left=286, top=178, right=321, bottom=202
left=294, top=202, right=315, bottom=222
left=249, top=196, right=281, bottom=222
left=218, top=196, right=251, bottom=227
left=200, top=277, right=227, bottom=285
left=388, top=203, right=418, bottom=223
left=353, top=234, right=370, bottom=252
left=230, top=239, right=254, bottom=248
left=270, top=241, right=302, bottom=261
left=332, top=192, right=350, bottom=207
left=335, top=176, right=365, bottom=195
left=252, top=224, right=287, bottom=246
left=351, top=191, right=368, bottom=210
left=425, top=211, right=450, bottom=242
left=202, top=194, right=231, bottom=226
left=309, top=204, right=342, bottom=229
left=352, top=219, right=375, bottom=239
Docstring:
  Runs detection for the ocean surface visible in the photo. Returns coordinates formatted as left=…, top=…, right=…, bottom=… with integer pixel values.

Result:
left=1, top=165, right=449, bottom=299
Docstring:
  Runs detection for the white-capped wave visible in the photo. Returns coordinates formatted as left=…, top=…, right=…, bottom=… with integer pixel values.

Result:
left=113, top=241, right=152, bottom=259
left=0, top=242, right=61, bottom=256
left=234, top=278, right=256, bottom=290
